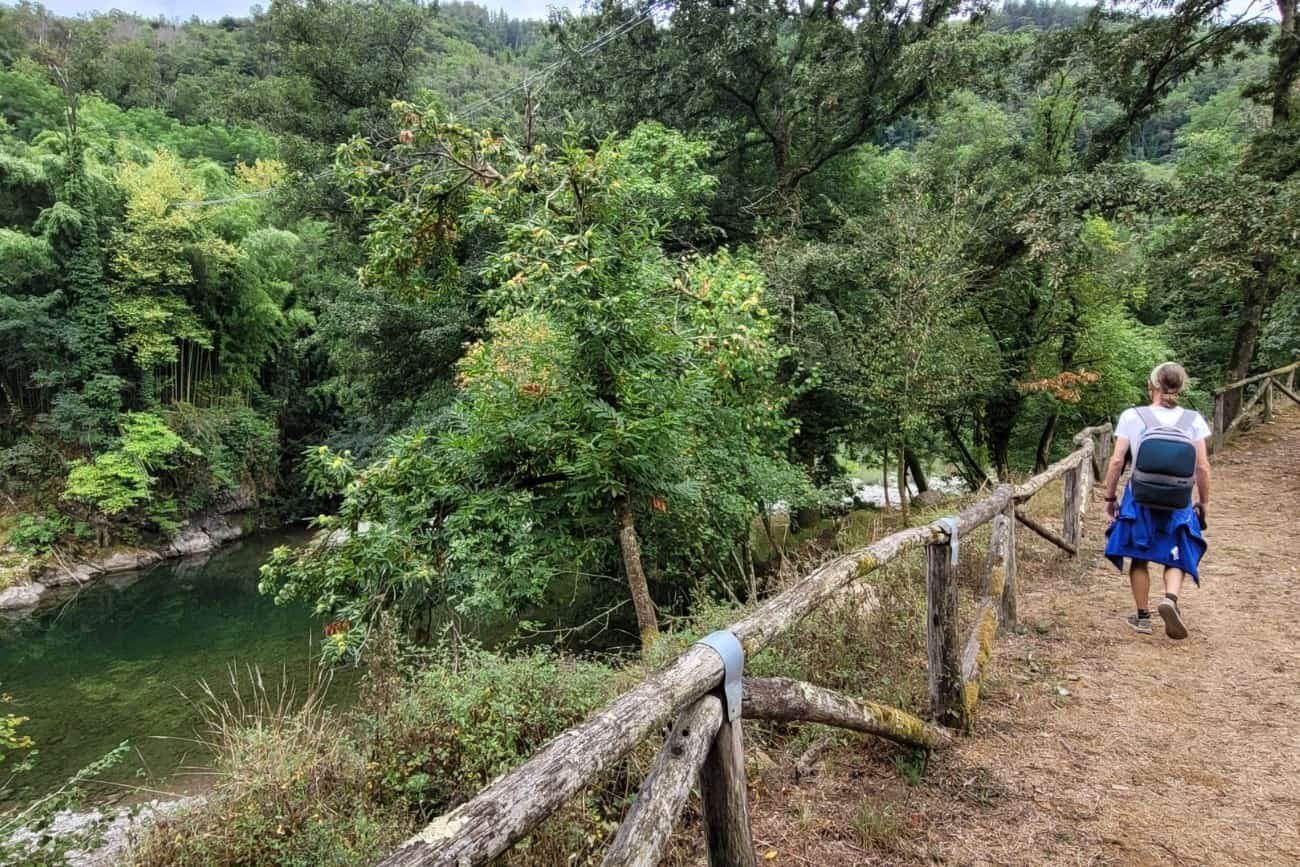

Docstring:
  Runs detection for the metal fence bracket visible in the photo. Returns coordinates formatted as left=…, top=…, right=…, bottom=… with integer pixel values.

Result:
left=695, top=630, right=744, bottom=721
left=937, top=516, right=960, bottom=566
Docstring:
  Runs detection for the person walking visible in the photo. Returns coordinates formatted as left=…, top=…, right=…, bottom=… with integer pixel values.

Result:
left=1102, top=362, right=1211, bottom=639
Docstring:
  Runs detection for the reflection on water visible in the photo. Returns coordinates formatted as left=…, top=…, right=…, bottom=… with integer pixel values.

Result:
left=0, top=529, right=350, bottom=805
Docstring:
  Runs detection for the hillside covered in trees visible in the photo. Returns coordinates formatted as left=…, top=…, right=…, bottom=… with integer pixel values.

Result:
left=1, top=0, right=1298, bottom=860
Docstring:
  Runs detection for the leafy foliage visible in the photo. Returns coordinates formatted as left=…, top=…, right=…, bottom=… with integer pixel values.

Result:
left=6, top=514, right=70, bottom=557
left=62, top=413, right=198, bottom=524
left=261, top=118, right=804, bottom=648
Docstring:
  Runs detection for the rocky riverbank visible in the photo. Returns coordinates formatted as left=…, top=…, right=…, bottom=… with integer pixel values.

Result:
left=0, top=510, right=251, bottom=614
left=5, top=797, right=201, bottom=866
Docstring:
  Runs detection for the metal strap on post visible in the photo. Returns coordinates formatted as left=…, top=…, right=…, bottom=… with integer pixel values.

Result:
left=695, top=630, right=744, bottom=721
left=937, top=517, right=960, bottom=566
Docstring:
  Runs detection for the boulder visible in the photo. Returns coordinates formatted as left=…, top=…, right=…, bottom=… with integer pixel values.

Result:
left=41, top=562, right=99, bottom=588
left=212, top=484, right=257, bottom=514
left=164, top=524, right=215, bottom=557
left=199, top=514, right=244, bottom=544
left=96, top=548, right=163, bottom=574
left=0, top=581, right=45, bottom=610
left=911, top=489, right=949, bottom=509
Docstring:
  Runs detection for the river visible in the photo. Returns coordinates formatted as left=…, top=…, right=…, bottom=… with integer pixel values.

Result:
left=0, top=528, right=351, bottom=806
left=0, top=526, right=643, bottom=808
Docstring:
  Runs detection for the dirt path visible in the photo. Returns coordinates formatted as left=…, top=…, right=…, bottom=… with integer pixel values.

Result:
left=742, top=407, right=1300, bottom=866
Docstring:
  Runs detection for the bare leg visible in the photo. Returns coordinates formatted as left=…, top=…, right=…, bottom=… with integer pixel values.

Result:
left=1157, top=566, right=1189, bottom=639
left=1163, top=565, right=1185, bottom=598
left=1129, top=559, right=1150, bottom=610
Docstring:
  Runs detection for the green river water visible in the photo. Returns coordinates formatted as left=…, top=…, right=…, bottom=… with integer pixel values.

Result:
left=0, top=529, right=352, bottom=806
left=0, top=527, right=641, bottom=808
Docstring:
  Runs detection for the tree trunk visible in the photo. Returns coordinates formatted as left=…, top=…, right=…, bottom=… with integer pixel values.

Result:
left=904, top=445, right=929, bottom=494
left=758, top=500, right=785, bottom=570
left=617, top=496, right=659, bottom=653
left=1033, top=412, right=1058, bottom=474
left=987, top=404, right=1016, bottom=482
left=1223, top=277, right=1270, bottom=421
left=941, top=415, right=990, bottom=491
left=897, top=443, right=910, bottom=525
left=881, top=448, right=891, bottom=508
left=1273, top=0, right=1298, bottom=126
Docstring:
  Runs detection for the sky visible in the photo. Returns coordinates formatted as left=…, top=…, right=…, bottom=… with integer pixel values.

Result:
left=16, top=0, right=575, bottom=21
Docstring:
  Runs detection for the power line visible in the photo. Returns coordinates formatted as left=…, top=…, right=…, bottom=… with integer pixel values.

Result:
left=174, top=2, right=668, bottom=208
left=174, top=167, right=335, bottom=208
left=459, top=1, right=668, bottom=120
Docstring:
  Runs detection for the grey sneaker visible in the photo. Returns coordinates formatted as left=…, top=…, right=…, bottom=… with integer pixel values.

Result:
left=1158, top=598, right=1188, bottom=640
left=1125, top=612, right=1152, bottom=634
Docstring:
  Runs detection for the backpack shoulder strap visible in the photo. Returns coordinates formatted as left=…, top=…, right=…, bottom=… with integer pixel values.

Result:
left=1173, top=409, right=1196, bottom=432
left=1135, top=406, right=1158, bottom=430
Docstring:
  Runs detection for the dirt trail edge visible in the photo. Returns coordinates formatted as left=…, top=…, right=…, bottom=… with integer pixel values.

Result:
left=740, top=407, right=1300, bottom=867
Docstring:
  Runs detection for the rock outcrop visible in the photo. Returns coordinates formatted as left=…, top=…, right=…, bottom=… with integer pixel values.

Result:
left=0, top=581, right=45, bottom=610
left=6, top=797, right=201, bottom=867
left=0, top=510, right=251, bottom=614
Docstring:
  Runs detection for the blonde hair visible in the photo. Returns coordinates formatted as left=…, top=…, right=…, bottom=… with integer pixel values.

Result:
left=1148, top=362, right=1188, bottom=408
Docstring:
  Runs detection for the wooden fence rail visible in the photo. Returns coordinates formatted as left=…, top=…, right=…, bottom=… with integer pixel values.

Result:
left=379, top=424, right=1112, bottom=867
left=1212, top=358, right=1300, bottom=454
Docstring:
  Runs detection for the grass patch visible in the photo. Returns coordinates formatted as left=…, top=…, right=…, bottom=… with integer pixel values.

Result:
left=851, top=799, right=902, bottom=849
left=129, top=637, right=632, bottom=867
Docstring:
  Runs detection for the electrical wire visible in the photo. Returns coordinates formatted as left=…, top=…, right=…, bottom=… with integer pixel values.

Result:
left=459, top=0, right=668, bottom=120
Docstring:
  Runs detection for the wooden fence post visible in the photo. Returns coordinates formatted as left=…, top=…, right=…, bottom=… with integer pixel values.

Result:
left=699, top=717, right=757, bottom=867
left=1078, top=441, right=1093, bottom=519
left=926, top=539, right=961, bottom=726
left=1062, top=465, right=1080, bottom=552
left=602, top=697, right=724, bottom=867
left=1263, top=379, right=1274, bottom=424
left=999, top=502, right=1017, bottom=634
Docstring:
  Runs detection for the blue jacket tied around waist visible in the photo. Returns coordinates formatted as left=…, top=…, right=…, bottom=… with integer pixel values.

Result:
left=1105, top=486, right=1206, bottom=584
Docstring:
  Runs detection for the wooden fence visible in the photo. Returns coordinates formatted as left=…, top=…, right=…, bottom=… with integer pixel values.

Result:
left=1212, top=358, right=1300, bottom=454
left=378, top=424, right=1113, bottom=867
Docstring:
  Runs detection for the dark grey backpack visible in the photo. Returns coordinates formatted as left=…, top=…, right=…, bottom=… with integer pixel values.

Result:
left=1130, top=407, right=1197, bottom=510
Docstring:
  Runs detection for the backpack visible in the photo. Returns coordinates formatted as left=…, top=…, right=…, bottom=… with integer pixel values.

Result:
left=1130, top=406, right=1197, bottom=510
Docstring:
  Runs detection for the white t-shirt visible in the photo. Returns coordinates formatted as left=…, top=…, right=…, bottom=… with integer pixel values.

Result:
left=1115, top=405, right=1211, bottom=459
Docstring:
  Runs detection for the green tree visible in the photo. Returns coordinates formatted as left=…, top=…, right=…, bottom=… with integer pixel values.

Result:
left=256, top=0, right=435, bottom=143
left=262, top=118, right=803, bottom=654
left=550, top=0, right=995, bottom=232
left=1147, top=0, right=1300, bottom=403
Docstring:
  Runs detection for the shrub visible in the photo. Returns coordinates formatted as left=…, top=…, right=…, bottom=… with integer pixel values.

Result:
left=63, top=451, right=154, bottom=516
left=132, top=668, right=406, bottom=867
left=63, top=412, right=198, bottom=519
left=167, top=403, right=280, bottom=512
left=7, top=513, right=70, bottom=557
left=131, top=643, right=626, bottom=867
left=361, top=643, right=622, bottom=815
left=0, top=437, right=66, bottom=499
left=132, top=559, right=931, bottom=867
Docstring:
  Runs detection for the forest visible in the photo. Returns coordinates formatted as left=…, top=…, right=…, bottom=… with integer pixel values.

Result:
left=1, top=0, right=1297, bottom=862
